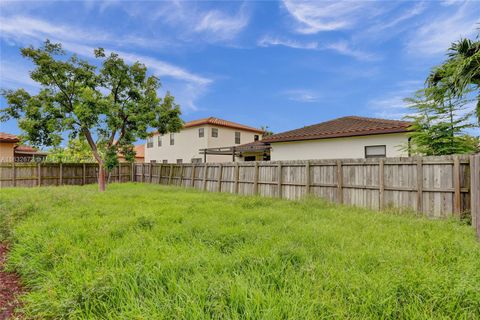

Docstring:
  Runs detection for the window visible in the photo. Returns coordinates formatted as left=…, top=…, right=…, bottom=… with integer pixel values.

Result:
left=244, top=156, right=256, bottom=162
left=235, top=132, right=241, bottom=144
left=176, top=159, right=183, bottom=164
left=211, top=128, right=218, bottom=138
left=365, top=145, right=386, bottom=158
left=170, top=133, right=175, bottom=145
left=157, top=135, right=162, bottom=147
left=150, top=160, right=157, bottom=163
left=146, top=137, right=153, bottom=148
left=198, top=128, right=204, bottom=138
left=254, top=135, right=259, bottom=141
left=162, top=160, right=168, bottom=164
left=191, top=158, right=202, bottom=164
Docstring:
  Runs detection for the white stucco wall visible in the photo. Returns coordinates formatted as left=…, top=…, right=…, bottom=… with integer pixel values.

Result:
left=145, top=125, right=261, bottom=163
left=270, top=133, right=409, bottom=161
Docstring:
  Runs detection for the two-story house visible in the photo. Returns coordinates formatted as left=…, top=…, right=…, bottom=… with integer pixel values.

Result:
left=144, top=117, right=264, bottom=163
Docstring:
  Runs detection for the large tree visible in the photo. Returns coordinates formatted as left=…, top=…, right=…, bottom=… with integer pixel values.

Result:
left=427, top=32, right=480, bottom=122
left=1, top=41, right=183, bottom=191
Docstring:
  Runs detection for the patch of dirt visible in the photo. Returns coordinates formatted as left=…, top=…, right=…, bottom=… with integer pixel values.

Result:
left=0, top=243, right=23, bottom=320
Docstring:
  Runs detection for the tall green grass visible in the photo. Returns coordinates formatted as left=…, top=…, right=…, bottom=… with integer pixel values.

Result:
left=1, top=183, right=480, bottom=319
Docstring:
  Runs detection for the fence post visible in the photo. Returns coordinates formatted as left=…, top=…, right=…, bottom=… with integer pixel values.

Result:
left=234, top=162, right=240, bottom=194
left=168, top=164, right=174, bottom=185
left=217, top=164, right=223, bottom=192
left=453, top=156, right=461, bottom=216
left=416, top=158, right=423, bottom=213
left=179, top=164, right=184, bottom=187
left=37, top=162, right=41, bottom=187
left=149, top=163, right=153, bottom=183
left=82, top=163, right=86, bottom=185
left=277, top=163, right=282, bottom=198
left=378, top=159, right=384, bottom=210
left=470, top=154, right=480, bottom=239
left=158, top=164, right=162, bottom=184
left=141, top=163, right=145, bottom=183
left=305, top=161, right=311, bottom=195
left=191, top=164, right=196, bottom=187
left=12, top=162, right=16, bottom=187
left=59, top=163, right=63, bottom=186
left=130, top=162, right=134, bottom=182
left=203, top=163, right=208, bottom=191
left=336, top=160, right=343, bottom=204
left=253, top=162, right=259, bottom=195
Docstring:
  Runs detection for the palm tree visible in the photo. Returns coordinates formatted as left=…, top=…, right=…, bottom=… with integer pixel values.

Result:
left=428, top=33, right=480, bottom=122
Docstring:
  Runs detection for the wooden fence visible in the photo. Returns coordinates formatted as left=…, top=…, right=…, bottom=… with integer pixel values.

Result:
left=1, top=155, right=479, bottom=238
left=0, top=162, right=131, bottom=188
left=134, top=155, right=472, bottom=219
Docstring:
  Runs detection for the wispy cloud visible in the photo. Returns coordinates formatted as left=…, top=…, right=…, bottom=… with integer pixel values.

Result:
left=0, top=15, right=171, bottom=50
left=258, top=36, right=378, bottom=61
left=258, top=36, right=318, bottom=50
left=281, top=89, right=320, bottom=103
left=406, top=2, right=479, bottom=55
left=282, top=0, right=384, bottom=34
left=194, top=7, right=249, bottom=41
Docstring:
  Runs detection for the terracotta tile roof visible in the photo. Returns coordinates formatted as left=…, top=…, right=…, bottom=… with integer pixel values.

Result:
left=183, top=117, right=264, bottom=134
left=134, top=144, right=144, bottom=158
left=14, top=145, right=47, bottom=155
left=118, top=144, right=144, bottom=158
left=0, top=132, right=20, bottom=143
left=262, top=116, right=411, bottom=143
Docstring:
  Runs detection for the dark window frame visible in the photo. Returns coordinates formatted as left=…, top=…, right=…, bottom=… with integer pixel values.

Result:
left=157, top=135, right=162, bottom=147
left=146, top=137, right=153, bottom=148
left=170, top=133, right=175, bottom=145
left=198, top=128, right=204, bottom=138
left=235, top=131, right=241, bottom=144
left=211, top=128, right=218, bottom=138
left=364, top=145, right=386, bottom=158
left=176, top=159, right=183, bottom=164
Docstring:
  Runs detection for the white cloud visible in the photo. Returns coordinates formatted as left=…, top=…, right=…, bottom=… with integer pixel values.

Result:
left=194, top=8, right=249, bottom=41
left=326, top=41, right=379, bottom=61
left=258, top=36, right=377, bottom=61
left=282, top=89, right=320, bottom=103
left=258, top=36, right=318, bottom=49
left=0, top=15, right=171, bottom=50
left=406, top=2, right=479, bottom=55
left=282, top=0, right=383, bottom=34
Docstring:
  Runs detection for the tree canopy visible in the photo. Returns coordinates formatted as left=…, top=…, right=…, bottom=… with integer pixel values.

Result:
left=1, top=40, right=183, bottom=191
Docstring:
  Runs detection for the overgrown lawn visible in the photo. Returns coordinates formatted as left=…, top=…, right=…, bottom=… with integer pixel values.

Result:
left=1, top=183, right=479, bottom=319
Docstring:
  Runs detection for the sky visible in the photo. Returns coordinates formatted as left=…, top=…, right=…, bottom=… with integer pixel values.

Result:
left=1, top=0, right=479, bottom=142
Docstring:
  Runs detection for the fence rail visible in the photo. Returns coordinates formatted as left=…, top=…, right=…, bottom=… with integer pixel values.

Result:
left=1, top=154, right=479, bottom=238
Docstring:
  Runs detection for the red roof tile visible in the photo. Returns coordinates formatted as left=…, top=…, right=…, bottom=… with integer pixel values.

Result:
left=0, top=132, right=20, bottom=143
left=262, top=116, right=411, bottom=143
left=183, top=117, right=264, bottom=134
left=134, top=144, right=144, bottom=158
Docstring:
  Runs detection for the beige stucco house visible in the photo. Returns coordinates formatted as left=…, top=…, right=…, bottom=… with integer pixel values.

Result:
left=232, top=116, right=411, bottom=161
left=0, top=132, right=48, bottom=162
left=144, top=117, right=263, bottom=163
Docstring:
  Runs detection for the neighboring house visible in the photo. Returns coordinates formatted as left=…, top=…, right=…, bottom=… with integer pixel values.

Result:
left=118, top=144, right=145, bottom=163
left=0, top=132, right=48, bottom=162
left=232, top=116, right=411, bottom=161
left=144, top=117, right=263, bottom=163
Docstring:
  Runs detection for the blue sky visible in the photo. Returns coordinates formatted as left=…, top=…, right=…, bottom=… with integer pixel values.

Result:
left=1, top=0, right=479, bottom=141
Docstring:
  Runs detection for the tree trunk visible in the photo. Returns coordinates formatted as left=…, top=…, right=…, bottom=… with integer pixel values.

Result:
left=98, top=163, right=106, bottom=192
